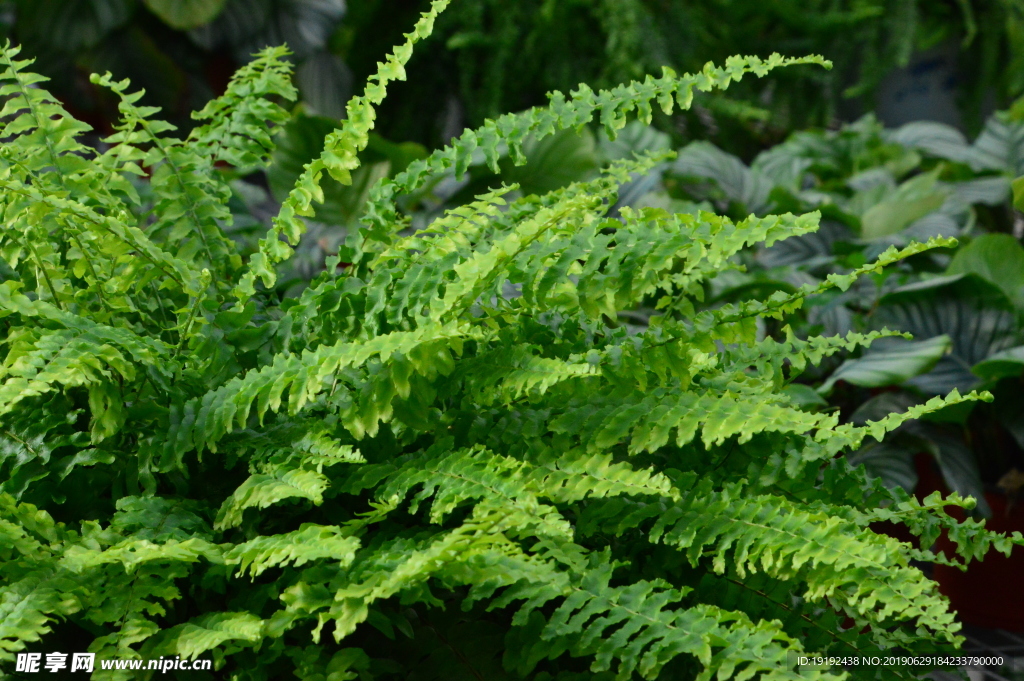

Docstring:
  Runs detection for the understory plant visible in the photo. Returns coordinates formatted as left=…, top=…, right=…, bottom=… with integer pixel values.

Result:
left=643, top=113, right=1024, bottom=512
left=2, top=2, right=1023, bottom=680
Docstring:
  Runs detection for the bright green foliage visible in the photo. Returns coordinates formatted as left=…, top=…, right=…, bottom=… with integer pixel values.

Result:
left=0, top=6, right=1019, bottom=681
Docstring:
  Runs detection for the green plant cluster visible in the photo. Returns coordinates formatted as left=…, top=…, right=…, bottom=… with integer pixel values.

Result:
left=1, top=0, right=348, bottom=130
left=636, top=110, right=1024, bottom=515
left=2, top=0, right=1023, bottom=152
left=2, top=3, right=1023, bottom=680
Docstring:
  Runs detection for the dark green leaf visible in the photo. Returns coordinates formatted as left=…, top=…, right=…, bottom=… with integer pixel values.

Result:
left=819, top=335, right=951, bottom=394
left=295, top=49, right=352, bottom=120
left=860, top=168, right=947, bottom=239
left=948, top=234, right=1024, bottom=310
left=143, top=0, right=227, bottom=30
left=672, top=141, right=773, bottom=215
left=16, top=0, right=133, bottom=52
left=874, top=274, right=1020, bottom=393
left=919, top=425, right=990, bottom=517
left=782, top=383, right=827, bottom=411
left=500, top=128, right=599, bottom=196
left=849, top=441, right=917, bottom=491
left=973, top=346, right=1024, bottom=382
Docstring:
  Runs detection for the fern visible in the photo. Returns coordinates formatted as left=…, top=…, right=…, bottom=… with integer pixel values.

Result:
left=0, top=5, right=1018, bottom=681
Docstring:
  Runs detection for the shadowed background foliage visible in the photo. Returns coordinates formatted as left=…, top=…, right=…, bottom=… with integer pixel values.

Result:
left=2, top=0, right=1022, bottom=155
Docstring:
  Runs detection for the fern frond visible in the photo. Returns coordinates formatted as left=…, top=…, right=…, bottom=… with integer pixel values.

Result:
left=314, top=501, right=523, bottom=642
left=0, top=329, right=133, bottom=422
left=0, top=180, right=206, bottom=296
left=0, top=4, right=1010, bottom=677
left=528, top=449, right=682, bottom=503
left=0, top=44, right=93, bottom=189
left=175, top=322, right=474, bottom=455
left=0, top=570, right=80, bottom=662
left=62, top=538, right=223, bottom=575
left=813, top=389, right=993, bottom=462
left=356, top=54, right=831, bottom=268
left=587, top=480, right=959, bottom=645
left=226, top=525, right=360, bottom=579
left=144, top=612, right=264, bottom=660
left=189, top=45, right=297, bottom=169
left=495, top=555, right=831, bottom=681
left=91, top=72, right=241, bottom=275
left=707, top=237, right=959, bottom=329
left=492, top=351, right=600, bottom=404
left=214, top=469, right=330, bottom=531
left=550, top=387, right=834, bottom=454
left=232, top=0, right=452, bottom=305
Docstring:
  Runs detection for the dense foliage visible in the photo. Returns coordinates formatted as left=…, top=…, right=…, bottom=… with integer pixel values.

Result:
left=2, top=2, right=1023, bottom=680
left=636, top=112, right=1024, bottom=514
left=1, top=0, right=1022, bottom=151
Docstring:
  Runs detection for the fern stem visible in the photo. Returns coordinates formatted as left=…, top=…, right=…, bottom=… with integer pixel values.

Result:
left=174, top=299, right=202, bottom=358
left=719, top=576, right=916, bottom=678
left=0, top=50, right=70, bottom=188
left=67, top=230, right=112, bottom=316
left=1, top=428, right=40, bottom=460
left=0, top=181, right=196, bottom=293
left=147, top=280, right=174, bottom=344
left=173, top=271, right=211, bottom=360
left=25, top=238, right=63, bottom=311
left=138, top=125, right=216, bottom=265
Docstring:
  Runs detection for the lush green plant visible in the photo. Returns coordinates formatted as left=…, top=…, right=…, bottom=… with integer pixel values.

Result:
left=1, top=0, right=348, bottom=129
left=280, top=0, right=1024, bottom=148
left=638, top=112, right=1024, bottom=514
left=4, top=0, right=1023, bottom=153
left=2, top=4, right=1022, bottom=680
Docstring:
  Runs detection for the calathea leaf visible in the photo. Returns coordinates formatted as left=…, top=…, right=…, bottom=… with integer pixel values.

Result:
left=916, top=425, right=990, bottom=517
left=873, top=274, right=1020, bottom=394
left=818, top=335, right=951, bottom=395
left=849, top=440, right=918, bottom=491
left=973, top=346, right=1024, bottom=382
left=143, top=0, right=227, bottom=30
left=597, top=120, right=672, bottom=162
left=889, top=120, right=974, bottom=165
left=15, top=0, right=134, bottom=52
left=295, top=49, right=353, bottom=120
left=782, top=383, right=828, bottom=411
left=948, top=233, right=1024, bottom=310
left=993, top=384, right=1024, bottom=451
left=758, top=219, right=850, bottom=269
left=597, top=122, right=674, bottom=213
left=948, top=176, right=1011, bottom=206
left=751, top=141, right=814, bottom=192
left=860, top=167, right=948, bottom=239
left=500, top=128, right=600, bottom=196
left=671, top=141, right=773, bottom=215
left=971, top=115, right=1024, bottom=175
left=190, top=0, right=345, bottom=60
left=892, top=115, right=1024, bottom=176
left=850, top=391, right=922, bottom=426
